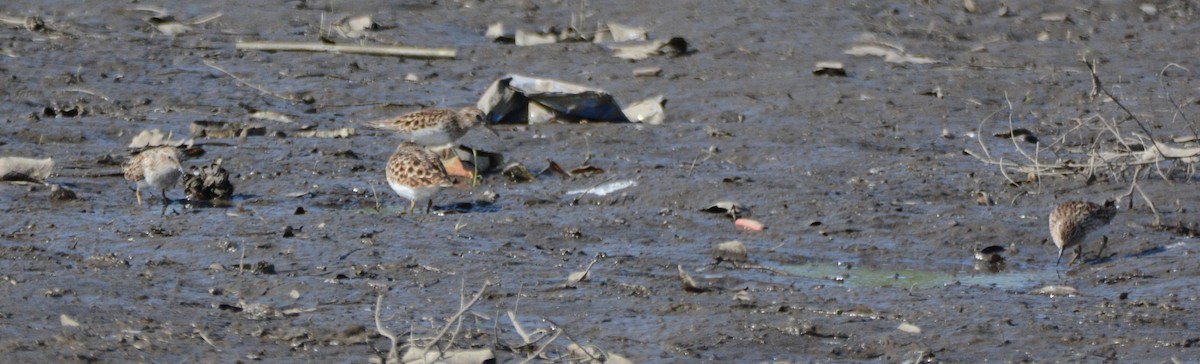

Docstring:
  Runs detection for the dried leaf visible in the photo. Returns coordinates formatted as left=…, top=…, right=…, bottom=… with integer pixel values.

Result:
left=677, top=265, right=710, bottom=293
left=813, top=61, right=847, bottom=77
left=545, top=160, right=571, bottom=178
left=60, top=314, right=80, bottom=327
left=569, top=165, right=604, bottom=176
left=732, top=290, right=756, bottom=305
left=148, top=17, right=191, bottom=35
left=501, top=163, right=535, bottom=183
left=567, top=270, right=589, bottom=284
left=974, top=191, right=993, bottom=206
left=992, top=128, right=1038, bottom=143
left=568, top=258, right=598, bottom=284
left=1140, top=4, right=1157, bottom=15
left=633, top=67, right=662, bottom=77
left=281, top=307, right=317, bottom=315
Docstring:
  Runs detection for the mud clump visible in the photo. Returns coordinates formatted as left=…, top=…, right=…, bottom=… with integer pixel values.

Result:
left=184, top=160, right=234, bottom=201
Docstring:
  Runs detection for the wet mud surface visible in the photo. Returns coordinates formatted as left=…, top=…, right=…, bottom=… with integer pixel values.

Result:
left=3, top=0, right=1200, bottom=362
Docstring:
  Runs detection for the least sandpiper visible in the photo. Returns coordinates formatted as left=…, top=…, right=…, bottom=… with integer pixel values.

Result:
left=1048, top=200, right=1117, bottom=266
left=365, top=106, right=494, bottom=149
left=122, top=146, right=183, bottom=206
left=386, top=142, right=454, bottom=214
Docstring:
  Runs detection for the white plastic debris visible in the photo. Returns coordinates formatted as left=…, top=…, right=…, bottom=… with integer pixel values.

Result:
left=567, top=179, right=637, bottom=196
left=622, top=95, right=666, bottom=124
left=0, top=157, right=54, bottom=182
left=898, top=322, right=921, bottom=334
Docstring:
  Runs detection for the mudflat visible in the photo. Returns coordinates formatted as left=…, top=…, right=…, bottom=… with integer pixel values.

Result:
left=2, top=0, right=1199, bottom=362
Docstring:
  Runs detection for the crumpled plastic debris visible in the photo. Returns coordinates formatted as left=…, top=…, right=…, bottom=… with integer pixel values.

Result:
left=606, top=37, right=689, bottom=60
left=477, top=74, right=665, bottom=124
left=0, top=157, right=54, bottom=183
left=592, top=22, right=648, bottom=43
left=486, top=21, right=687, bottom=61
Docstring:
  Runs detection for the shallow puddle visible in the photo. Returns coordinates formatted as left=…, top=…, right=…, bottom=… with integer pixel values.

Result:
left=780, top=263, right=1057, bottom=290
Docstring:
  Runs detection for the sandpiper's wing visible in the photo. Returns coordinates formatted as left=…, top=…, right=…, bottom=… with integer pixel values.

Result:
left=364, top=109, right=456, bottom=133
left=122, top=151, right=147, bottom=182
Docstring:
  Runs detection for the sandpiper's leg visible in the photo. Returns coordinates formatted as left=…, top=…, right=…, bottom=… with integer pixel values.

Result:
left=425, top=199, right=434, bottom=213
left=135, top=186, right=144, bottom=207
left=1068, top=245, right=1082, bottom=266
left=406, top=200, right=416, bottom=215
left=161, top=189, right=170, bottom=206
left=1095, top=235, right=1109, bottom=260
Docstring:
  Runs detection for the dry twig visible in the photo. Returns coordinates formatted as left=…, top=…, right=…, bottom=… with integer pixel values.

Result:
left=374, top=292, right=401, bottom=364
left=203, top=60, right=303, bottom=103
left=236, top=41, right=456, bottom=59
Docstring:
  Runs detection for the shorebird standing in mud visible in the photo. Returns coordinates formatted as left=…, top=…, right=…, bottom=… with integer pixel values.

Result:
left=1048, top=200, right=1117, bottom=266
left=123, top=146, right=184, bottom=207
left=365, top=106, right=496, bottom=153
left=386, top=141, right=455, bottom=214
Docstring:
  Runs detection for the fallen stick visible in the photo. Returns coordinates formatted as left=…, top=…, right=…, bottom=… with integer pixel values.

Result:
left=374, top=292, right=401, bottom=364
left=236, top=41, right=456, bottom=59
left=203, top=60, right=300, bottom=103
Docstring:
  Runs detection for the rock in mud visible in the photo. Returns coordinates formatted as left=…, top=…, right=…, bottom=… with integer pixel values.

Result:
left=49, top=184, right=78, bottom=201
left=713, top=240, right=748, bottom=263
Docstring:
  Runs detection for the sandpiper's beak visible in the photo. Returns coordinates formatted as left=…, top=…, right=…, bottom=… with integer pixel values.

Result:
left=482, top=124, right=500, bottom=137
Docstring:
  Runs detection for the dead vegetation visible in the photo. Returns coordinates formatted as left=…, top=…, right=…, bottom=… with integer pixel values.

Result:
left=966, top=61, right=1200, bottom=224
left=371, top=281, right=632, bottom=364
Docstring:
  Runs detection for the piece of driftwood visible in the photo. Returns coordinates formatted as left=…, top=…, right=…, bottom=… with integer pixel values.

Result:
left=236, top=41, right=455, bottom=59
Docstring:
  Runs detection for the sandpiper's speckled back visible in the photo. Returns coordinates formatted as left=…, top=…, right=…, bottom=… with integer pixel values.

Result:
left=367, top=106, right=486, bottom=146
left=386, top=142, right=454, bottom=196
left=1049, top=200, right=1117, bottom=252
left=122, top=146, right=183, bottom=190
